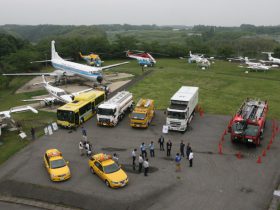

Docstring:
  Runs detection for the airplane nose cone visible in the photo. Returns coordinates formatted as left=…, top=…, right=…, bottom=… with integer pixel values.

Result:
left=97, top=76, right=103, bottom=83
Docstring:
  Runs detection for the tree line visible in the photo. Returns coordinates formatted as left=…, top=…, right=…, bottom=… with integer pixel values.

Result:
left=1, top=24, right=280, bottom=89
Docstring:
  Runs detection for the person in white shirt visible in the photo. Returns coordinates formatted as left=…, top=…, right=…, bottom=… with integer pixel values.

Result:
left=79, top=140, right=84, bottom=156
left=143, top=158, right=149, bottom=176
left=138, top=154, right=144, bottom=173
left=189, top=150, right=194, bottom=167
left=132, top=149, right=137, bottom=170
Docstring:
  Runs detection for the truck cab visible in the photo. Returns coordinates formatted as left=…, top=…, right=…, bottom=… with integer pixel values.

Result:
left=166, top=86, right=199, bottom=132
left=130, top=99, right=155, bottom=128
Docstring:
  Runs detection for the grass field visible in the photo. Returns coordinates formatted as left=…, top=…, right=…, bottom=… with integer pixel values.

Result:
left=116, top=59, right=280, bottom=119
left=1, top=58, right=280, bottom=165
left=0, top=75, right=55, bottom=164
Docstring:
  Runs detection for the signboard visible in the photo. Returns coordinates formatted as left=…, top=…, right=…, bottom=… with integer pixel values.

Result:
left=52, top=122, right=58, bottom=131
left=48, top=125, right=53, bottom=135
left=44, top=127, right=48, bottom=135
left=162, top=125, right=168, bottom=134
left=19, top=132, right=27, bottom=139
left=274, top=190, right=280, bottom=197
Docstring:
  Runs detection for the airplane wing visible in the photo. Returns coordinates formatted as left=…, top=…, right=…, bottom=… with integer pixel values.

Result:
left=10, top=106, right=38, bottom=114
left=2, top=72, right=58, bottom=76
left=22, top=97, right=56, bottom=103
left=99, top=61, right=129, bottom=71
left=71, top=88, right=93, bottom=96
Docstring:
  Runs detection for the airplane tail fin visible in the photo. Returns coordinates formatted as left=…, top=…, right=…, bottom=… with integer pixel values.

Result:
left=189, top=51, right=192, bottom=56
left=51, top=40, right=62, bottom=60
left=262, top=52, right=273, bottom=61
left=244, top=57, right=249, bottom=62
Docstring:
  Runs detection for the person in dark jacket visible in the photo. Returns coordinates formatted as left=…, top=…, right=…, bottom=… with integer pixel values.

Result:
left=158, top=135, right=165, bottom=151
left=180, top=140, right=185, bottom=157
left=186, top=143, right=191, bottom=159
left=166, top=140, right=172, bottom=157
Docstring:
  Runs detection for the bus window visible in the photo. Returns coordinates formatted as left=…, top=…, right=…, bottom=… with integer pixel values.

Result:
left=75, top=113, right=79, bottom=125
left=79, top=103, right=91, bottom=116
left=95, top=94, right=105, bottom=106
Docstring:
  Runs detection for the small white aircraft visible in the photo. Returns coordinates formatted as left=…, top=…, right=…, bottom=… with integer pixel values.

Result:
left=0, top=106, right=38, bottom=136
left=22, top=75, right=93, bottom=105
left=261, top=52, right=280, bottom=66
left=227, top=56, right=255, bottom=62
left=3, top=41, right=129, bottom=84
left=240, top=57, right=274, bottom=71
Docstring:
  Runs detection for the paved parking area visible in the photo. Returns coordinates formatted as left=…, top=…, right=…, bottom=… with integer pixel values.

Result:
left=0, top=112, right=279, bottom=210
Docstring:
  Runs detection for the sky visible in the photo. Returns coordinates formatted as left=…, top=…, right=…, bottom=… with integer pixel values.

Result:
left=0, top=0, right=279, bottom=26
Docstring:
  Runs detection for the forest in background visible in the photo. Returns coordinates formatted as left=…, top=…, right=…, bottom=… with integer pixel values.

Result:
left=1, top=24, right=280, bottom=88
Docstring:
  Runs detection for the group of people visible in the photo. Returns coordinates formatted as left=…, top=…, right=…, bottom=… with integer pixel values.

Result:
left=132, top=135, right=194, bottom=176
left=79, top=126, right=93, bottom=156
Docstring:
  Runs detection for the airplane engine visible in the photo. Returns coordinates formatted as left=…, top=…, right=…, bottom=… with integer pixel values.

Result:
left=97, top=76, right=103, bottom=83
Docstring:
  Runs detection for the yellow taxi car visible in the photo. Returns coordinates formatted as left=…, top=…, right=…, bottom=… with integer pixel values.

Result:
left=88, top=153, right=128, bottom=188
left=43, top=149, right=71, bottom=182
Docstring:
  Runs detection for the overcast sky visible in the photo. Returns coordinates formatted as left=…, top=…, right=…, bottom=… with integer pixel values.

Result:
left=0, top=0, right=279, bottom=26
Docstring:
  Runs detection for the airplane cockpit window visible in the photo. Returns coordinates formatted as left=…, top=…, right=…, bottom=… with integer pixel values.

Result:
left=57, top=91, right=66, bottom=96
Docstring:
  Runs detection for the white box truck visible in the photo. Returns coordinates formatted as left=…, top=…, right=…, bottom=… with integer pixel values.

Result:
left=97, top=91, right=133, bottom=126
left=166, top=86, right=199, bottom=132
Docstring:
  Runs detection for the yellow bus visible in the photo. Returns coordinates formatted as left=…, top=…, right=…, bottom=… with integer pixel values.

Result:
left=57, top=90, right=105, bottom=128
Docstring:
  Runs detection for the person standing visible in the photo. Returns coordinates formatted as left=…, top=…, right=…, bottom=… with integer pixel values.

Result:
left=158, top=135, right=165, bottom=151
left=143, top=158, right=149, bottom=176
left=81, top=126, right=87, bottom=141
left=140, top=143, right=147, bottom=158
left=166, top=140, right=172, bottom=157
left=175, top=153, right=182, bottom=172
left=138, top=154, right=144, bottom=173
left=186, top=143, right=191, bottom=159
left=132, top=149, right=137, bottom=170
left=149, top=141, right=155, bottom=157
left=180, top=140, right=185, bottom=157
left=189, top=150, right=194, bottom=167
left=79, top=140, right=84, bottom=156
left=31, top=127, right=35, bottom=140
left=112, top=153, right=119, bottom=165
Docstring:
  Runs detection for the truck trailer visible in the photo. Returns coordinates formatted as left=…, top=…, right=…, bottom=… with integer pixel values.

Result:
left=97, top=91, right=133, bottom=126
left=166, top=86, right=199, bottom=132
left=228, top=99, right=268, bottom=146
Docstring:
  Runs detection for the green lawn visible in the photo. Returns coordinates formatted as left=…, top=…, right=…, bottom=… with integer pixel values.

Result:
left=1, top=58, right=280, bottom=165
left=0, top=110, right=56, bottom=165
left=117, top=59, right=280, bottom=119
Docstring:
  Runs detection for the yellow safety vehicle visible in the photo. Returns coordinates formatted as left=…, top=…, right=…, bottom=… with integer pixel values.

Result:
left=43, top=149, right=71, bottom=182
left=88, top=153, right=128, bottom=188
left=130, top=98, right=155, bottom=128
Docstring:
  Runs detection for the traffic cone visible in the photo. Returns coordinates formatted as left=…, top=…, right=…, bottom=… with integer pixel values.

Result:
left=269, top=137, right=273, bottom=144
left=223, top=129, right=227, bottom=135
left=218, top=143, right=222, bottom=155
left=257, top=156, right=262, bottom=164
left=236, top=151, right=242, bottom=159
left=267, top=144, right=271, bottom=150
left=262, top=149, right=266, bottom=157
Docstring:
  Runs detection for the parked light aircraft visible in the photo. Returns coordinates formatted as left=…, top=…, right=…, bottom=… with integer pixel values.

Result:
left=22, top=76, right=93, bottom=105
left=126, top=50, right=157, bottom=67
left=79, top=52, right=103, bottom=67
left=240, top=57, right=274, bottom=71
left=3, top=41, right=129, bottom=84
left=0, top=106, right=38, bottom=136
left=261, top=52, right=280, bottom=66
left=227, top=56, right=255, bottom=62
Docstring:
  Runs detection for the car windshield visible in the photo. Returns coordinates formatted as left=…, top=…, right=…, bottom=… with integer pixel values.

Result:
left=97, top=108, right=115, bottom=116
left=245, top=124, right=259, bottom=137
left=167, top=111, right=185, bottom=119
left=57, top=110, right=75, bottom=123
left=103, top=163, right=120, bottom=174
left=131, top=112, right=146, bottom=120
left=50, top=159, right=66, bottom=169
left=232, top=121, right=245, bottom=133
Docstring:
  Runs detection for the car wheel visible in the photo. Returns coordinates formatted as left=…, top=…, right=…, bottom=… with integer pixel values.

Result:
left=90, top=167, right=95, bottom=174
left=105, top=180, right=110, bottom=188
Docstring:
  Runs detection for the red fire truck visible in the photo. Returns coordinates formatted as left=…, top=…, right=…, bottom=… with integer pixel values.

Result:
left=228, top=99, right=268, bottom=146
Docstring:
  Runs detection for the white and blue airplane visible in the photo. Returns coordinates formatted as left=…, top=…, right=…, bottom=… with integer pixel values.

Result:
left=3, top=40, right=129, bottom=83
